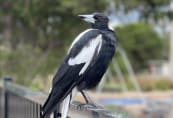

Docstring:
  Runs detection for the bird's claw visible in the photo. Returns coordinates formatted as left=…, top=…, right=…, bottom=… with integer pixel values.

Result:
left=77, top=103, right=103, bottom=110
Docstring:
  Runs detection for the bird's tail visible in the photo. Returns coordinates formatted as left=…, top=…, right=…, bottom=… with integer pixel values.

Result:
left=60, top=87, right=77, bottom=118
left=60, top=95, right=71, bottom=118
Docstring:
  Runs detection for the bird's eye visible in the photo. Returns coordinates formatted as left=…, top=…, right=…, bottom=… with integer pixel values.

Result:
left=94, top=15, right=101, bottom=20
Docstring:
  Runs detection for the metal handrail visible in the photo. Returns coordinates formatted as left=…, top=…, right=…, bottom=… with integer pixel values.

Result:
left=0, top=78, right=134, bottom=118
left=5, top=82, right=47, bottom=105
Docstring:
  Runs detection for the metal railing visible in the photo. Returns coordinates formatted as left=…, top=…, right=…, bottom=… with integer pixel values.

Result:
left=0, top=77, right=133, bottom=118
left=0, top=78, right=43, bottom=118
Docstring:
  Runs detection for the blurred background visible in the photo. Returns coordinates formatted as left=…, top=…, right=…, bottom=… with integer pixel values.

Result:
left=1, top=0, right=173, bottom=117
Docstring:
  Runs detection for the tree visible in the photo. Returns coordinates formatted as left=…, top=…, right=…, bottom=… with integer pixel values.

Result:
left=113, top=0, right=171, bottom=20
left=116, top=22, right=165, bottom=71
left=0, top=0, right=108, bottom=86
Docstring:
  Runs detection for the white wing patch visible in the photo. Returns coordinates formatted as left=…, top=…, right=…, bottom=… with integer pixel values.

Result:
left=68, top=29, right=94, bottom=53
left=68, top=34, right=103, bottom=75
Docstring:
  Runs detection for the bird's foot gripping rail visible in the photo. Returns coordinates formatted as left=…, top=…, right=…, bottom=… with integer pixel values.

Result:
left=50, top=101, right=135, bottom=118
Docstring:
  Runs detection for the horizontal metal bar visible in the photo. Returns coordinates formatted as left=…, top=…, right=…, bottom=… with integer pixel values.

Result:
left=69, top=101, right=119, bottom=118
left=0, top=80, right=134, bottom=118
left=4, top=81, right=47, bottom=105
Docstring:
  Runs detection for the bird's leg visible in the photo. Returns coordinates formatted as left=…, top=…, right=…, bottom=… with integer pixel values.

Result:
left=80, top=90, right=94, bottom=104
left=77, top=90, right=103, bottom=110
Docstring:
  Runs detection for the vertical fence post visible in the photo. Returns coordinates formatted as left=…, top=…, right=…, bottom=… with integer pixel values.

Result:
left=3, top=77, right=12, bottom=118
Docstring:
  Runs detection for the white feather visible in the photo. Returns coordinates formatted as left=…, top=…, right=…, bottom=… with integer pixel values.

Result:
left=71, top=87, right=77, bottom=100
left=68, top=29, right=94, bottom=53
left=68, top=34, right=102, bottom=75
left=61, top=95, right=71, bottom=118
left=60, top=87, right=77, bottom=118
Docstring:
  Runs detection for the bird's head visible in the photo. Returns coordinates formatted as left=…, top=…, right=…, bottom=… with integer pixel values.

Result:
left=78, top=13, right=109, bottom=30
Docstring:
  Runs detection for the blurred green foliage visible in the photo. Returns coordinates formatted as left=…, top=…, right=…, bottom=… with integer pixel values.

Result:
left=154, top=79, right=171, bottom=90
left=0, top=0, right=107, bottom=85
left=126, top=78, right=173, bottom=91
left=113, top=0, right=172, bottom=20
left=0, top=0, right=172, bottom=87
left=116, top=22, right=165, bottom=71
left=102, top=77, right=173, bottom=92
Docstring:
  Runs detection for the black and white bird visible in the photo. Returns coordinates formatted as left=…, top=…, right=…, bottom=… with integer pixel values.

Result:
left=42, top=13, right=116, bottom=118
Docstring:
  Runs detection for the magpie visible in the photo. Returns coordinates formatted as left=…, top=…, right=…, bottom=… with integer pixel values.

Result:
left=42, top=13, right=116, bottom=118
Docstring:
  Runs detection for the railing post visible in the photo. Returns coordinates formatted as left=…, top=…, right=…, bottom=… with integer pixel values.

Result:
left=3, top=77, right=12, bottom=118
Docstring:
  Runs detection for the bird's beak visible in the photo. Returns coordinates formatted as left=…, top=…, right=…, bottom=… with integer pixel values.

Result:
left=78, top=14, right=95, bottom=24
